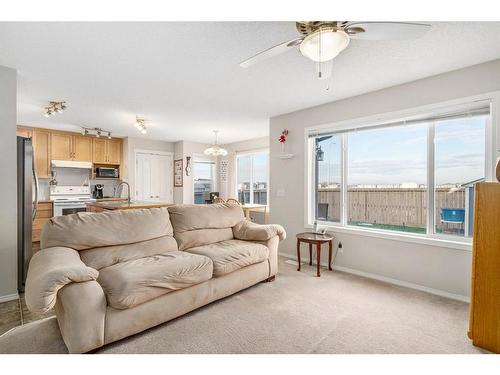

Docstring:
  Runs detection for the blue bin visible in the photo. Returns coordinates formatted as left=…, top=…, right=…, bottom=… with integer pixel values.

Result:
left=440, top=208, right=465, bottom=223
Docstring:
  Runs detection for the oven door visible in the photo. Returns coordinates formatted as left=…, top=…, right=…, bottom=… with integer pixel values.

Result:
left=54, top=202, right=88, bottom=216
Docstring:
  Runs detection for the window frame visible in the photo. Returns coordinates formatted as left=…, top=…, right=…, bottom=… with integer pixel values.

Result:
left=304, top=93, right=498, bottom=251
left=192, top=156, right=217, bottom=204
left=235, top=148, right=269, bottom=205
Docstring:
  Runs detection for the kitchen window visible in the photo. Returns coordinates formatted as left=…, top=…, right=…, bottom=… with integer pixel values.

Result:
left=236, top=151, right=269, bottom=205
left=308, top=101, right=491, bottom=242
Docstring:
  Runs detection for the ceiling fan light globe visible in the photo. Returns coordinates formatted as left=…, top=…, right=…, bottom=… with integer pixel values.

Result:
left=299, top=29, right=349, bottom=62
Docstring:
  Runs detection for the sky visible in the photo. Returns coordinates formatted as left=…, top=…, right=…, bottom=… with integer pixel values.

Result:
left=317, top=115, right=486, bottom=186
left=237, top=153, right=268, bottom=183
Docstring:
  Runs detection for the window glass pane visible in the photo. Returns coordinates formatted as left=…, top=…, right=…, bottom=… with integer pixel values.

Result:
left=193, top=161, right=214, bottom=204
left=315, top=135, right=341, bottom=222
left=237, top=155, right=251, bottom=204
left=252, top=153, right=268, bottom=205
left=347, top=124, right=428, bottom=233
left=434, top=116, right=486, bottom=237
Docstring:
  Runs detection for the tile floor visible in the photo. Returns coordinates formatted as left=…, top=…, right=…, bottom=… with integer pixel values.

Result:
left=0, top=294, right=54, bottom=335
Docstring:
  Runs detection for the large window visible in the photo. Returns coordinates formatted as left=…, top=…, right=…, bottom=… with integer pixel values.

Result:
left=310, top=103, right=490, bottom=240
left=236, top=151, right=268, bottom=205
left=193, top=160, right=216, bottom=204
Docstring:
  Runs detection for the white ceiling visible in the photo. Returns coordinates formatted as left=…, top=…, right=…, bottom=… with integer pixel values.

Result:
left=1, top=22, right=500, bottom=144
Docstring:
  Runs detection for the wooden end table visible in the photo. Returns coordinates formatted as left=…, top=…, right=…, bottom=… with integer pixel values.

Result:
left=296, top=232, right=334, bottom=277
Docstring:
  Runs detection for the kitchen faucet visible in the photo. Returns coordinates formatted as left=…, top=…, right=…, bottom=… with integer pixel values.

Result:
left=116, top=181, right=131, bottom=203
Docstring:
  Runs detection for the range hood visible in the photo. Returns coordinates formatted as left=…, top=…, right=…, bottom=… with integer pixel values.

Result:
left=51, top=160, right=93, bottom=169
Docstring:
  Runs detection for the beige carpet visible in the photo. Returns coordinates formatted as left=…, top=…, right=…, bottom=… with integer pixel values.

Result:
left=0, top=258, right=485, bottom=354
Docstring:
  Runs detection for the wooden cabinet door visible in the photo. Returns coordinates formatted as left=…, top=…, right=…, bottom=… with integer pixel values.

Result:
left=51, top=133, right=72, bottom=160
left=17, top=127, right=32, bottom=138
left=107, top=139, right=121, bottom=164
left=92, top=138, right=108, bottom=163
left=73, top=135, right=92, bottom=161
left=32, top=130, right=50, bottom=178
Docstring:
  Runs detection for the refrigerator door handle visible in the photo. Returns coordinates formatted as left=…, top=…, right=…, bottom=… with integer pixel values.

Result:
left=32, top=155, right=39, bottom=221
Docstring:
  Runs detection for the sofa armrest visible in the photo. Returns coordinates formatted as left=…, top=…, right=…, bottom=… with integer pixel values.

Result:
left=232, top=220, right=286, bottom=242
left=25, top=246, right=99, bottom=314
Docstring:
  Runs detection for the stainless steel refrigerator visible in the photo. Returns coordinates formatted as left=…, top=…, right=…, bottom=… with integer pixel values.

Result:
left=17, top=136, right=39, bottom=292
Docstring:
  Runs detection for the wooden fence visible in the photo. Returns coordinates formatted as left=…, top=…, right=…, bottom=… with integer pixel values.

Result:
left=317, top=188, right=466, bottom=231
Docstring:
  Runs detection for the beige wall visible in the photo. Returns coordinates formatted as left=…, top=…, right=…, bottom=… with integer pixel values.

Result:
left=0, top=65, right=17, bottom=301
left=270, top=59, right=500, bottom=300
left=173, top=140, right=216, bottom=204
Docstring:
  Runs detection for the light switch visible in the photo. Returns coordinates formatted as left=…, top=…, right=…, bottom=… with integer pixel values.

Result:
left=277, top=188, right=285, bottom=197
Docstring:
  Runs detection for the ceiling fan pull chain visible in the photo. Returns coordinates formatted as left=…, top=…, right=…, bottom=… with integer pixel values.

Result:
left=317, top=28, right=322, bottom=79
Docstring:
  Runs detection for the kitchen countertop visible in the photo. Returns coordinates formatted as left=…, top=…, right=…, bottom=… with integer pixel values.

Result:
left=86, top=200, right=175, bottom=210
left=95, top=197, right=128, bottom=202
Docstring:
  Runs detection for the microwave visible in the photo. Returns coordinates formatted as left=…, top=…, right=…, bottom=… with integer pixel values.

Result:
left=95, top=167, right=119, bottom=178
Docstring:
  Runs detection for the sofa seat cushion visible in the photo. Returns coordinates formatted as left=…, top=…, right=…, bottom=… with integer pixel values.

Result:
left=97, top=251, right=213, bottom=309
left=185, top=240, right=268, bottom=277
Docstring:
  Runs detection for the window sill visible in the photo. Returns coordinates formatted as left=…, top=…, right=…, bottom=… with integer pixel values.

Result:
left=305, top=223, right=473, bottom=252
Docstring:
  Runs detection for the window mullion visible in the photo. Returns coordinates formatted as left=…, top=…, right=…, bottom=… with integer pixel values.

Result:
left=427, top=122, right=436, bottom=235
left=249, top=155, right=254, bottom=205
left=341, top=133, right=348, bottom=226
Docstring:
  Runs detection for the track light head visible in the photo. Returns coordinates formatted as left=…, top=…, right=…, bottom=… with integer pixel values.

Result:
left=108, top=132, right=112, bottom=139
left=96, top=131, right=101, bottom=138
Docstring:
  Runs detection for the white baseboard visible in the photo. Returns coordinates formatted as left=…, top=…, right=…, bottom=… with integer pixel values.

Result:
left=0, top=292, right=19, bottom=303
left=279, top=253, right=470, bottom=303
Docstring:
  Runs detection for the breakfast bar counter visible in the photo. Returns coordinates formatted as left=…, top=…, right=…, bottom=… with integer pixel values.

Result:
left=86, top=200, right=175, bottom=212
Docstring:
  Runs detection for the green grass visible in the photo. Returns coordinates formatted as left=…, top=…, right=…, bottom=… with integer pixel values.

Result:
left=347, top=221, right=426, bottom=234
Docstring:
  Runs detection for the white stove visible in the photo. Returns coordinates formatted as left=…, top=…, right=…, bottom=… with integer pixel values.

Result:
left=50, top=185, right=96, bottom=216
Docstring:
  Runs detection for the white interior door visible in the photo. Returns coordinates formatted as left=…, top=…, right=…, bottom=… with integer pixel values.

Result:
left=135, top=152, right=173, bottom=202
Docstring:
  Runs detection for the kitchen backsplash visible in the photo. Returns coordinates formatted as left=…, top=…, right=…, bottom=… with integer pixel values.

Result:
left=38, top=167, right=121, bottom=200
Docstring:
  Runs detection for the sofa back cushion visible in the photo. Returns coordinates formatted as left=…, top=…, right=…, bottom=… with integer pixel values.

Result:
left=41, top=208, right=174, bottom=251
left=79, top=236, right=179, bottom=270
left=168, top=203, right=244, bottom=250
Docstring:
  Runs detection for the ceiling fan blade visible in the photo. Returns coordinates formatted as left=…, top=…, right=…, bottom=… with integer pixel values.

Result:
left=345, top=22, right=431, bottom=40
left=239, top=37, right=303, bottom=68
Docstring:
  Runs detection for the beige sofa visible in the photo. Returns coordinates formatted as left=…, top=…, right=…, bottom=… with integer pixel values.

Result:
left=25, top=204, right=285, bottom=353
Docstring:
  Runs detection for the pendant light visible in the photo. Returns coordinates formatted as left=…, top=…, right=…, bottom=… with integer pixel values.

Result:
left=204, top=130, right=228, bottom=156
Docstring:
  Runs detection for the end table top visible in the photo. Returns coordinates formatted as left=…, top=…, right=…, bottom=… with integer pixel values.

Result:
left=296, top=232, right=333, bottom=242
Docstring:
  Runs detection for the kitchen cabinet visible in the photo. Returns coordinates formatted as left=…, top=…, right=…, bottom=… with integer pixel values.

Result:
left=93, top=138, right=121, bottom=164
left=16, top=127, right=32, bottom=138
left=32, top=129, right=51, bottom=178
left=107, top=139, right=121, bottom=164
left=52, top=132, right=93, bottom=162
left=73, top=135, right=92, bottom=161
left=51, top=133, right=72, bottom=160
left=32, top=201, right=53, bottom=243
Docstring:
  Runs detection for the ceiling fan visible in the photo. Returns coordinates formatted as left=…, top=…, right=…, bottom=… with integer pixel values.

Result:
left=239, top=21, right=431, bottom=79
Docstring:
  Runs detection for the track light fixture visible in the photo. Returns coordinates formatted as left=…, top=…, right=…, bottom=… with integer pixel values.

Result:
left=80, top=126, right=112, bottom=139
left=44, top=101, right=67, bottom=117
left=134, top=116, right=147, bottom=135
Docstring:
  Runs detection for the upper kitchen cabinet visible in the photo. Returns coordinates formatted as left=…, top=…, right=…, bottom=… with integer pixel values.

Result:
left=51, top=132, right=93, bottom=162
left=51, top=132, right=73, bottom=160
left=72, top=135, right=92, bottom=161
left=92, top=138, right=108, bottom=164
left=16, top=126, right=32, bottom=138
left=92, top=138, right=121, bottom=164
left=32, top=129, right=51, bottom=178
left=107, top=138, right=121, bottom=164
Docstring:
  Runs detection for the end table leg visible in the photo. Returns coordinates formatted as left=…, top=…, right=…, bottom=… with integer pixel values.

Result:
left=328, top=240, right=333, bottom=271
left=296, top=239, right=301, bottom=271
left=309, top=243, right=312, bottom=265
left=316, top=242, right=321, bottom=277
